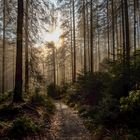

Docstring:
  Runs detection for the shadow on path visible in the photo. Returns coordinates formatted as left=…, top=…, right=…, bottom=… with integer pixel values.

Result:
left=49, top=101, right=92, bottom=140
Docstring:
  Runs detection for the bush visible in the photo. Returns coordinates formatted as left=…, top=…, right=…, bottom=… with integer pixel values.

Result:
left=77, top=93, right=125, bottom=139
left=77, top=72, right=112, bottom=106
left=47, top=83, right=61, bottom=99
left=65, top=83, right=80, bottom=106
left=31, top=93, right=46, bottom=107
left=0, top=91, right=12, bottom=103
left=31, top=93, right=55, bottom=115
left=120, top=90, right=140, bottom=112
left=59, top=55, right=140, bottom=139
left=120, top=90, right=140, bottom=139
left=9, top=116, right=39, bottom=138
left=81, top=94, right=120, bottom=128
left=106, top=54, right=140, bottom=97
left=59, top=83, right=69, bottom=98
left=45, top=97, right=55, bottom=115
left=98, top=95, right=120, bottom=127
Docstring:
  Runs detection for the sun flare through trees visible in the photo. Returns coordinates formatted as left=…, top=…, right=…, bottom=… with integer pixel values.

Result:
left=0, top=0, right=140, bottom=139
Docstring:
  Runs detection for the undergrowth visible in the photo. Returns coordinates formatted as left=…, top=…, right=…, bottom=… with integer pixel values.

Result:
left=0, top=87, right=55, bottom=139
left=9, top=116, right=39, bottom=138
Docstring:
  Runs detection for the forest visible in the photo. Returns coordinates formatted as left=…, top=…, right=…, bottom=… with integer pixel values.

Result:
left=0, top=0, right=140, bottom=139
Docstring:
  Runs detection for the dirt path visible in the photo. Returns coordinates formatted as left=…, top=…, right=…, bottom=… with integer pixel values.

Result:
left=49, top=101, right=92, bottom=140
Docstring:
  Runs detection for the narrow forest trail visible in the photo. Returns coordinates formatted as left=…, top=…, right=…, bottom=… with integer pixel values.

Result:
left=49, top=101, right=93, bottom=140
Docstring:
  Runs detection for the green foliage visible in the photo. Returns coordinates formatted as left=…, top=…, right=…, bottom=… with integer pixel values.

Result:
left=106, top=52, right=140, bottom=97
left=78, top=94, right=120, bottom=129
left=0, top=91, right=12, bottom=103
left=61, top=53, right=140, bottom=139
left=64, top=83, right=80, bottom=106
left=120, top=90, right=140, bottom=112
left=131, top=52, right=140, bottom=88
left=59, top=83, right=69, bottom=97
left=62, top=72, right=112, bottom=108
left=76, top=72, right=111, bottom=105
left=103, top=59, right=129, bottom=98
left=31, top=93, right=46, bottom=107
left=120, top=91, right=140, bottom=139
left=90, top=95, right=120, bottom=128
left=78, top=105, right=90, bottom=118
left=31, top=93, right=55, bottom=115
left=47, top=83, right=61, bottom=99
left=9, top=116, right=39, bottom=138
left=45, top=97, right=55, bottom=115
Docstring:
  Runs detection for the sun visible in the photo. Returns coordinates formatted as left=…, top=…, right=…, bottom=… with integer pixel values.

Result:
left=47, top=29, right=60, bottom=43
left=44, top=27, right=62, bottom=48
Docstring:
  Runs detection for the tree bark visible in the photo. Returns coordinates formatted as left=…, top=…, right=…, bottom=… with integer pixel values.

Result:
left=70, top=0, right=74, bottom=82
left=107, top=0, right=110, bottom=59
left=83, top=0, right=87, bottom=73
left=2, top=0, right=6, bottom=94
left=90, top=0, right=94, bottom=72
left=72, top=0, right=76, bottom=82
left=134, top=0, right=136, bottom=65
left=13, top=0, right=24, bottom=102
left=122, top=0, right=130, bottom=96
left=111, top=0, right=115, bottom=61
left=25, top=0, right=29, bottom=93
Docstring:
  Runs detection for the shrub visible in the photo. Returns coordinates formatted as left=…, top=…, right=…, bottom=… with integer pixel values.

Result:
left=65, top=83, right=80, bottom=106
left=83, top=94, right=120, bottom=128
left=77, top=72, right=112, bottom=106
left=47, top=83, right=61, bottom=99
left=120, top=90, right=140, bottom=139
left=0, top=91, right=12, bottom=103
left=31, top=93, right=55, bottom=115
left=62, top=72, right=112, bottom=108
left=9, top=116, right=39, bottom=138
left=106, top=54, right=140, bottom=97
left=120, top=90, right=140, bottom=112
left=31, top=93, right=46, bottom=107
left=59, top=83, right=69, bottom=98
left=45, top=97, right=55, bottom=115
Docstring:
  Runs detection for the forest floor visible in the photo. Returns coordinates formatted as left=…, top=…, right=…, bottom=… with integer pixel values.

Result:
left=0, top=96, right=93, bottom=140
left=48, top=101, right=92, bottom=140
left=23, top=100, right=93, bottom=140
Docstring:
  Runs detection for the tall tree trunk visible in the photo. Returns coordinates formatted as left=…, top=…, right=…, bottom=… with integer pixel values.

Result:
left=124, top=0, right=130, bottom=96
left=13, top=45, right=15, bottom=89
left=121, top=0, right=126, bottom=64
left=119, top=8, right=122, bottom=56
left=70, top=0, right=74, bottom=81
left=25, top=0, right=29, bottom=93
left=115, top=10, right=119, bottom=58
left=86, top=0, right=90, bottom=71
left=97, top=3, right=100, bottom=70
left=90, top=0, right=93, bottom=72
left=13, top=0, right=24, bottom=102
left=107, top=0, right=110, bottom=59
left=134, top=0, right=136, bottom=65
left=72, top=0, right=76, bottom=82
left=111, top=0, right=115, bottom=61
left=83, top=0, right=87, bottom=73
left=2, top=0, right=6, bottom=94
